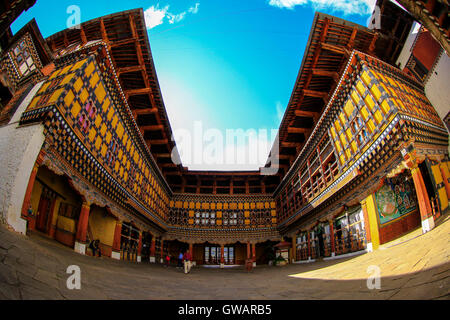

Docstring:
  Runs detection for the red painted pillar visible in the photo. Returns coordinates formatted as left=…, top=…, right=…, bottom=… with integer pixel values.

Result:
left=160, top=239, right=164, bottom=263
left=150, top=236, right=156, bottom=262
left=220, top=244, right=225, bottom=266
left=137, top=232, right=142, bottom=256
left=246, top=242, right=251, bottom=260
left=76, top=202, right=90, bottom=243
left=329, top=220, right=336, bottom=255
left=189, top=243, right=193, bottom=261
left=410, top=166, right=434, bottom=232
left=112, top=221, right=122, bottom=259
left=252, top=243, right=256, bottom=262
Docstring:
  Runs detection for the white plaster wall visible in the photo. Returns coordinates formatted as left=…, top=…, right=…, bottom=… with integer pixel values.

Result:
left=424, top=51, right=450, bottom=153
left=396, top=22, right=421, bottom=70
left=0, top=82, right=45, bottom=234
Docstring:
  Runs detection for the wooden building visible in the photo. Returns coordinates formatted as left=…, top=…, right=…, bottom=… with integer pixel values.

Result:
left=0, top=5, right=448, bottom=267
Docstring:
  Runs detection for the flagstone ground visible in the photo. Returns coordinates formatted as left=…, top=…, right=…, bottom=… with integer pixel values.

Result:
left=0, top=214, right=449, bottom=300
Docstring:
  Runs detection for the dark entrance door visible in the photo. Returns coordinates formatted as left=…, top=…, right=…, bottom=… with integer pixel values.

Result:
left=36, top=187, right=56, bottom=233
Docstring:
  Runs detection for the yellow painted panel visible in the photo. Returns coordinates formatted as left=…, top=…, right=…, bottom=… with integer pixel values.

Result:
left=365, top=193, right=380, bottom=250
left=344, top=100, right=354, bottom=118
left=380, top=100, right=390, bottom=114
left=85, top=62, right=95, bottom=77
left=371, top=85, right=382, bottom=102
left=271, top=218, right=277, bottom=224
left=202, top=203, right=209, bottom=209
left=196, top=202, right=201, bottom=209
left=216, top=220, right=222, bottom=225
left=361, top=71, right=372, bottom=86
left=271, top=210, right=276, bottom=216
left=105, top=132, right=112, bottom=144
left=257, top=202, right=264, bottom=209
left=346, top=128, right=352, bottom=141
left=49, top=88, right=63, bottom=104
left=57, top=216, right=76, bottom=233
left=116, top=123, right=124, bottom=139
left=223, top=203, right=229, bottom=210
left=188, top=219, right=194, bottom=225
left=345, top=148, right=352, bottom=160
left=39, top=82, right=50, bottom=94
left=374, top=110, right=383, bottom=124
left=360, top=106, right=369, bottom=120
left=102, top=98, right=110, bottom=113
left=100, top=124, right=107, bottom=137
left=101, top=144, right=107, bottom=157
left=330, top=127, right=336, bottom=139
left=88, top=128, right=96, bottom=142
left=351, top=141, right=358, bottom=153
left=95, top=114, right=102, bottom=128
left=188, top=210, right=194, bottom=217
left=95, top=83, right=106, bottom=103
left=114, top=161, right=120, bottom=172
left=334, top=120, right=341, bottom=132
left=79, top=89, right=88, bottom=104
left=217, top=203, right=223, bottom=210
left=71, top=58, right=87, bottom=71
left=107, top=107, right=114, bottom=121
left=351, top=90, right=360, bottom=104
left=265, top=202, right=270, bottom=209
left=339, top=112, right=347, bottom=125
left=216, top=211, right=222, bottom=218
left=245, top=219, right=250, bottom=225
left=230, top=202, right=237, bottom=210
left=89, top=72, right=99, bottom=88
left=61, top=73, right=74, bottom=86
left=49, top=68, right=60, bottom=80
left=340, top=133, right=347, bottom=146
left=95, top=136, right=102, bottom=150
left=70, top=101, right=81, bottom=118
left=367, top=119, right=375, bottom=133
left=244, top=211, right=250, bottom=217
left=211, top=203, right=216, bottom=210
left=364, top=95, right=375, bottom=110
left=335, top=141, right=341, bottom=153
left=64, top=90, right=75, bottom=107
left=356, top=81, right=365, bottom=96
left=238, top=203, right=243, bottom=210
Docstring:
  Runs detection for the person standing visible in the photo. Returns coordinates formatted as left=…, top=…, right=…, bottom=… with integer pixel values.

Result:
left=165, top=254, right=170, bottom=267
left=184, top=250, right=192, bottom=274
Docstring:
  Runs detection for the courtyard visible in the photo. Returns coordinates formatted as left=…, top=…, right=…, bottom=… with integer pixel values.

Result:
left=0, top=214, right=448, bottom=300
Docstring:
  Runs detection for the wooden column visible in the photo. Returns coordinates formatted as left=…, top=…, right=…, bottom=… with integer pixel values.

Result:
left=251, top=243, right=256, bottom=261
left=307, top=231, right=311, bottom=260
left=21, top=163, right=39, bottom=227
left=439, top=162, right=450, bottom=199
left=360, top=199, right=372, bottom=251
left=220, top=244, right=225, bottom=267
left=75, top=202, right=91, bottom=255
left=246, top=242, right=251, bottom=260
left=329, top=220, right=336, bottom=256
left=137, top=231, right=143, bottom=262
left=160, top=239, right=164, bottom=263
left=410, top=165, right=434, bottom=233
left=150, top=236, right=156, bottom=263
left=111, top=221, right=122, bottom=260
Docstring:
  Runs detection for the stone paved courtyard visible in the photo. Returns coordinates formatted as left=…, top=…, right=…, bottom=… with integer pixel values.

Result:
left=0, top=214, right=449, bottom=300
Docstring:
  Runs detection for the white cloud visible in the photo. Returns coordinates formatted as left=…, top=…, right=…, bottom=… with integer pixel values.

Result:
left=268, top=0, right=376, bottom=15
left=144, top=2, right=200, bottom=29
left=276, top=101, right=285, bottom=124
left=168, top=12, right=187, bottom=24
left=144, top=5, right=169, bottom=29
left=189, top=3, right=200, bottom=14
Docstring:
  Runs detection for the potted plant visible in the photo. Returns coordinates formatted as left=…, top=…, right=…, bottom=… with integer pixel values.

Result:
left=275, top=255, right=287, bottom=266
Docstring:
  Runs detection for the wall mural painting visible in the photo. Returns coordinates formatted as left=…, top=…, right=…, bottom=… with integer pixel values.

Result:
left=375, top=175, right=417, bottom=224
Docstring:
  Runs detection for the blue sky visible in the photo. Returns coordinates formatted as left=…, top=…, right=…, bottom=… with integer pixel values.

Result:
left=12, top=0, right=376, bottom=170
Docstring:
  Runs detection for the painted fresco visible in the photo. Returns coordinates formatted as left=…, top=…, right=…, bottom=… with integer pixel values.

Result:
left=375, top=176, right=417, bottom=224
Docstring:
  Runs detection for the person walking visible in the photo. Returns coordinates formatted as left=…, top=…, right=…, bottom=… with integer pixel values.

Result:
left=165, top=254, right=170, bottom=267
left=184, top=250, right=192, bottom=274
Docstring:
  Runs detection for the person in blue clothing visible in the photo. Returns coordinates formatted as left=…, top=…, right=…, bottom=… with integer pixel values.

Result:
left=177, top=252, right=183, bottom=268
